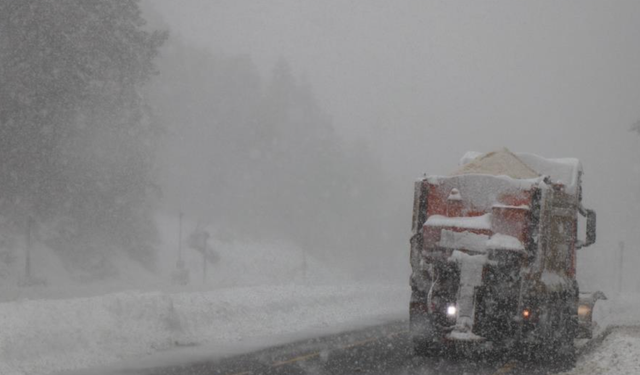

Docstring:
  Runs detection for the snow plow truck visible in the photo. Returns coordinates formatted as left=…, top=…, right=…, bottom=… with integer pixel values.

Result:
left=409, top=149, right=603, bottom=363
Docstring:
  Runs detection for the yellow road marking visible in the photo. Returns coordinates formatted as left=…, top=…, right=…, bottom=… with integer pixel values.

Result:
left=343, top=330, right=409, bottom=348
left=493, top=360, right=518, bottom=374
left=387, top=330, right=409, bottom=338
left=231, top=329, right=408, bottom=372
left=271, top=352, right=321, bottom=367
left=342, top=337, right=378, bottom=349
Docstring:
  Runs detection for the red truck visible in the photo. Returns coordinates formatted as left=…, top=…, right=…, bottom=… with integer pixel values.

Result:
left=409, top=149, right=602, bottom=364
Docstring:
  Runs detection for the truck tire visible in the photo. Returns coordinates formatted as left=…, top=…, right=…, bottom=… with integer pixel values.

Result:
left=544, top=292, right=577, bottom=369
left=413, top=336, right=444, bottom=357
left=555, top=300, right=578, bottom=368
left=543, top=326, right=576, bottom=369
left=410, top=307, right=444, bottom=356
left=556, top=334, right=577, bottom=368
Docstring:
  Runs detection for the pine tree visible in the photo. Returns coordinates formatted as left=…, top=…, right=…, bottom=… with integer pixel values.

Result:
left=0, top=0, right=167, bottom=271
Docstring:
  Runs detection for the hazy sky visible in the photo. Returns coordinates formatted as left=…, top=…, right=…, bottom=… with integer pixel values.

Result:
left=149, top=0, right=640, bottom=289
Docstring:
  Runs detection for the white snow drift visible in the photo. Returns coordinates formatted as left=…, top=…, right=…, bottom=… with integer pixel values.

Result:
left=0, top=283, right=408, bottom=375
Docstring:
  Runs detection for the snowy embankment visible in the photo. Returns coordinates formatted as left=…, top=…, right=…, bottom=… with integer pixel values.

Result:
left=591, top=292, right=640, bottom=331
left=559, top=293, right=640, bottom=375
left=0, top=214, right=410, bottom=375
left=560, top=327, right=640, bottom=375
left=0, top=283, right=408, bottom=375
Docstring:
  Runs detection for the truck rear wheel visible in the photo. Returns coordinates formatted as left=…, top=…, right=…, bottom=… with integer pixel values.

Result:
left=555, top=335, right=577, bottom=368
left=552, top=312, right=577, bottom=369
left=409, top=299, right=445, bottom=356
left=412, top=336, right=444, bottom=357
left=542, top=292, right=578, bottom=369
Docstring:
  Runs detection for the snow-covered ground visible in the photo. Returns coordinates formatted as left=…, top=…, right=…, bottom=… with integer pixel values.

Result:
left=558, top=293, right=640, bottom=375
left=0, top=214, right=410, bottom=375
left=591, top=292, right=640, bottom=333
left=0, top=215, right=356, bottom=303
left=1, top=214, right=638, bottom=375
left=0, top=283, right=408, bottom=375
left=1, top=291, right=637, bottom=375
left=1, top=288, right=639, bottom=375
left=560, top=327, right=640, bottom=375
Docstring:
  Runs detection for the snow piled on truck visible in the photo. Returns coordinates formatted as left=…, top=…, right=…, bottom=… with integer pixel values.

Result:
left=458, top=149, right=583, bottom=194
left=447, top=250, right=487, bottom=341
left=453, top=148, right=539, bottom=179
left=438, top=230, right=489, bottom=252
left=486, top=233, right=525, bottom=251
left=426, top=173, right=544, bottom=212
left=424, top=213, right=492, bottom=230
left=434, top=228, right=525, bottom=254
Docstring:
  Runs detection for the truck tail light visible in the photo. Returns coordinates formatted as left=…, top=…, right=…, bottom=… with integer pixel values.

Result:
left=578, top=304, right=591, bottom=317
left=446, top=305, right=457, bottom=317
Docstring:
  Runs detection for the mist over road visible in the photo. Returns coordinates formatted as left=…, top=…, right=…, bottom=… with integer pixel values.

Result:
left=116, top=321, right=575, bottom=375
left=3, top=2, right=640, bottom=375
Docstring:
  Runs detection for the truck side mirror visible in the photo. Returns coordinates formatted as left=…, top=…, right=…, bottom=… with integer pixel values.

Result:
left=577, top=209, right=596, bottom=249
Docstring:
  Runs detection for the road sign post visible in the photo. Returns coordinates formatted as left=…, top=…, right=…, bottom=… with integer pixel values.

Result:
left=618, top=241, right=625, bottom=293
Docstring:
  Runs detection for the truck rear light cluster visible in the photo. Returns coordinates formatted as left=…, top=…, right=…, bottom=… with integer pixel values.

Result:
left=446, top=305, right=457, bottom=317
left=577, top=304, right=591, bottom=317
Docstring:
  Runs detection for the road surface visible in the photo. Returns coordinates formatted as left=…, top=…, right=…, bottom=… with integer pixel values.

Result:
left=120, top=321, right=576, bottom=375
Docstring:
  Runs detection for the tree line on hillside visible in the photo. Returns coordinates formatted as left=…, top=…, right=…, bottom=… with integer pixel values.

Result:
left=0, top=0, right=166, bottom=278
left=0, top=0, right=401, bottom=281
left=150, top=38, right=398, bottom=271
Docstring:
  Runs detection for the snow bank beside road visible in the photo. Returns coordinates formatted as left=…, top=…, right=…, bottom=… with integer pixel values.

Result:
left=0, top=283, right=408, bottom=375
left=561, top=327, right=640, bottom=375
left=592, top=292, right=640, bottom=330
left=558, top=293, right=640, bottom=375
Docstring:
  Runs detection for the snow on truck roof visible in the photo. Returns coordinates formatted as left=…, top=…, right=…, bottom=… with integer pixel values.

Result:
left=453, top=149, right=539, bottom=179
left=454, top=148, right=583, bottom=194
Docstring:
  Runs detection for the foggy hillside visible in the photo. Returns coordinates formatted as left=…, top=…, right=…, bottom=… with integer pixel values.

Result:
left=4, top=1, right=640, bottom=375
left=147, top=33, right=404, bottom=279
left=0, top=1, right=166, bottom=283
left=0, top=0, right=637, bottom=292
left=149, top=0, right=640, bottom=292
left=0, top=0, right=407, bottom=286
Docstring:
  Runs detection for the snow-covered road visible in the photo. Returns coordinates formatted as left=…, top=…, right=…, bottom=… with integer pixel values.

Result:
left=0, top=284, right=408, bottom=375
left=560, top=326, right=640, bottom=375
left=1, top=286, right=639, bottom=375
